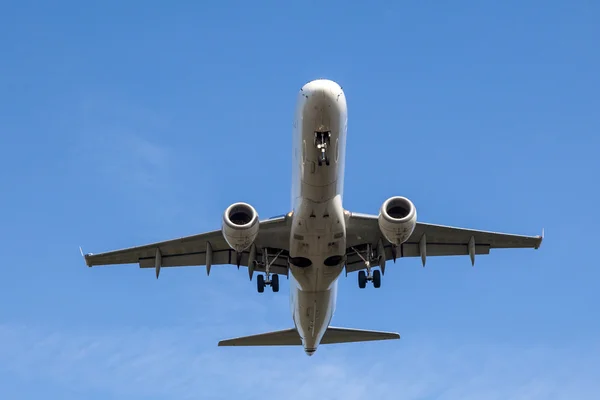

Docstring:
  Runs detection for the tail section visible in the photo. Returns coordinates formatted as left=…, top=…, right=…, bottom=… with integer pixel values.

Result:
left=218, top=326, right=399, bottom=347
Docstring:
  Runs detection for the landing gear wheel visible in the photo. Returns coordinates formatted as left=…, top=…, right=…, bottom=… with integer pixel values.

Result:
left=271, top=274, right=279, bottom=293
left=257, top=274, right=265, bottom=293
left=318, top=154, right=330, bottom=166
left=351, top=244, right=386, bottom=290
left=373, top=269, right=381, bottom=288
left=358, top=270, right=367, bottom=289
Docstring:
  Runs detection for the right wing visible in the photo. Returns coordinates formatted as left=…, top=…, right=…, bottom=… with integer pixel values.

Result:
left=84, top=214, right=292, bottom=276
left=345, top=212, right=543, bottom=273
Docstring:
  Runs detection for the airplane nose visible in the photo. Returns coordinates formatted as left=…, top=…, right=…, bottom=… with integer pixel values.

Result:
left=299, top=79, right=345, bottom=133
left=300, top=79, right=343, bottom=102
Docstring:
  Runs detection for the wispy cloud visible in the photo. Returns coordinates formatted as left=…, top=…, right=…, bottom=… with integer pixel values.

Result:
left=0, top=322, right=597, bottom=400
left=68, top=92, right=183, bottom=223
left=94, top=132, right=171, bottom=190
left=74, top=111, right=172, bottom=193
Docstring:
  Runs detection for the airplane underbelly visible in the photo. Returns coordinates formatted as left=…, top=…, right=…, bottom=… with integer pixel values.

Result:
left=289, top=195, right=346, bottom=291
left=287, top=79, right=348, bottom=353
left=292, top=287, right=337, bottom=352
left=290, top=94, right=346, bottom=274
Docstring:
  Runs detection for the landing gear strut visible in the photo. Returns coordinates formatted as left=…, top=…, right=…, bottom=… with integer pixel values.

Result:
left=314, top=131, right=331, bottom=166
left=351, top=244, right=382, bottom=289
left=256, top=248, right=283, bottom=293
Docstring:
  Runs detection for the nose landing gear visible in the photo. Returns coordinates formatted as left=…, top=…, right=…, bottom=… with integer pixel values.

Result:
left=314, top=131, right=331, bottom=166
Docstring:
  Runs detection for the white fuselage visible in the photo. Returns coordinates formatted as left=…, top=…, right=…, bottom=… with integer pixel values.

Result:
left=288, top=79, right=348, bottom=355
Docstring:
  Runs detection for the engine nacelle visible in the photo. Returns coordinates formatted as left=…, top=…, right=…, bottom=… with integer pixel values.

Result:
left=378, top=196, right=417, bottom=245
left=222, top=202, right=259, bottom=252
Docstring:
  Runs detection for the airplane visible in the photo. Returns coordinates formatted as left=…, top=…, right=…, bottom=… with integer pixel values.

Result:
left=83, top=78, right=544, bottom=356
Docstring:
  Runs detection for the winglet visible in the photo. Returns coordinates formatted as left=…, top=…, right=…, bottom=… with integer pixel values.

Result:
left=80, top=247, right=93, bottom=267
left=535, top=228, right=544, bottom=249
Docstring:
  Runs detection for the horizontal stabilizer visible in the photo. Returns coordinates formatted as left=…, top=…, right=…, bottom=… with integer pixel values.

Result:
left=218, top=327, right=399, bottom=347
left=321, top=327, right=400, bottom=344
left=218, top=328, right=301, bottom=346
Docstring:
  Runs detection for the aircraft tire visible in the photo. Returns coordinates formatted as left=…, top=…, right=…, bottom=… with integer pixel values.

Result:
left=373, top=269, right=381, bottom=288
left=358, top=271, right=367, bottom=289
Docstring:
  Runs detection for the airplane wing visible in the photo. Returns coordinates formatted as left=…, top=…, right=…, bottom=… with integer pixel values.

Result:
left=345, top=212, right=543, bottom=273
left=84, top=214, right=292, bottom=277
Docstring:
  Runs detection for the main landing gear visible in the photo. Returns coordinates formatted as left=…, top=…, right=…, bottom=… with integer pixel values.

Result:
left=256, top=248, right=283, bottom=293
left=314, top=131, right=331, bottom=166
left=358, top=270, right=381, bottom=289
left=351, top=244, right=382, bottom=289
left=257, top=274, right=279, bottom=293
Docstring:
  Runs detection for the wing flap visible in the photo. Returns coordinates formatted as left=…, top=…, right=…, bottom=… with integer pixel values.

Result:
left=398, top=242, right=491, bottom=257
left=136, top=249, right=288, bottom=275
left=345, top=243, right=492, bottom=273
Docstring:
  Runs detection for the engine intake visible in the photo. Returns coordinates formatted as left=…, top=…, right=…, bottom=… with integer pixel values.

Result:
left=222, top=202, right=259, bottom=252
left=378, top=196, right=417, bottom=245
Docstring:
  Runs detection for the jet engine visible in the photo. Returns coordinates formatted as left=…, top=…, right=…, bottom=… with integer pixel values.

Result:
left=222, top=202, right=259, bottom=252
left=378, top=196, right=417, bottom=245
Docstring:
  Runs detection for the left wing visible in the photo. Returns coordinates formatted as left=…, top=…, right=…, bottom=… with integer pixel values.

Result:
left=84, top=214, right=292, bottom=276
left=345, top=212, right=543, bottom=273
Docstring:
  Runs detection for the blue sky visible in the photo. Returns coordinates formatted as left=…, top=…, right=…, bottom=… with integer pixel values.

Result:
left=1, top=0, right=599, bottom=398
